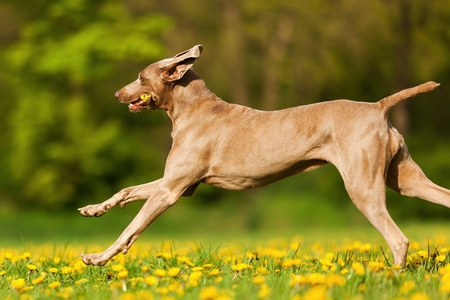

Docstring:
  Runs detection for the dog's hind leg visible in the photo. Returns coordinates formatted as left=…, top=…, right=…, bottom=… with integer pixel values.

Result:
left=387, top=145, right=450, bottom=208
left=343, top=174, right=409, bottom=266
left=79, top=179, right=162, bottom=217
left=333, top=137, right=409, bottom=266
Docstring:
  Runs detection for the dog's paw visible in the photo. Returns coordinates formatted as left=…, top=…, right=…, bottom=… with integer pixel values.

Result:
left=81, top=253, right=110, bottom=266
left=78, top=204, right=110, bottom=217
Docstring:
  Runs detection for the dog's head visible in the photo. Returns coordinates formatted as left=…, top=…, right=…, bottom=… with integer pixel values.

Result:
left=115, top=44, right=203, bottom=112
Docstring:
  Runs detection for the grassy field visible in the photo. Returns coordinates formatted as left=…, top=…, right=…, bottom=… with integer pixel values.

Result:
left=1, top=217, right=450, bottom=299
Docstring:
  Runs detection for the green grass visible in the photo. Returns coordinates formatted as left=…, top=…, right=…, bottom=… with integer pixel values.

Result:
left=1, top=208, right=450, bottom=299
left=1, top=233, right=450, bottom=299
left=1, top=196, right=450, bottom=300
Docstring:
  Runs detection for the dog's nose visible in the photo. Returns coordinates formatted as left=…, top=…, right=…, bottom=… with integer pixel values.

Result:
left=114, top=91, right=120, bottom=99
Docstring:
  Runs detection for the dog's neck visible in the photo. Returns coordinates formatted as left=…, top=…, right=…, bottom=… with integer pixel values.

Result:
left=166, top=70, right=223, bottom=122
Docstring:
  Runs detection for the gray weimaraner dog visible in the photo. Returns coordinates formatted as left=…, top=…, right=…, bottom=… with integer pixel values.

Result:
left=79, top=45, right=449, bottom=266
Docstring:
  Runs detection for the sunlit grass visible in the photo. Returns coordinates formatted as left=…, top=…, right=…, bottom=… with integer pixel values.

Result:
left=1, top=234, right=450, bottom=299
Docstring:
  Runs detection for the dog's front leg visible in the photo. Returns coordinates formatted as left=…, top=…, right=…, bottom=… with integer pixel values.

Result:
left=79, top=179, right=162, bottom=217
left=81, top=184, right=180, bottom=266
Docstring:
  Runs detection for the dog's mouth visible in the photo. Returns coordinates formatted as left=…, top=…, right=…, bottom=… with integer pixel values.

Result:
left=128, top=95, right=154, bottom=112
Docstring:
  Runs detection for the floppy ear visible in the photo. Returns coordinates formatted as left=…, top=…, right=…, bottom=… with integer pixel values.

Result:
left=160, top=44, right=204, bottom=82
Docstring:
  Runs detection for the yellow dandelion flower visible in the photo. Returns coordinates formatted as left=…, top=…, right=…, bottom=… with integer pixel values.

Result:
left=359, top=283, right=367, bottom=292
left=326, top=274, right=345, bottom=286
left=168, top=267, right=180, bottom=277
left=156, top=287, right=169, bottom=295
left=304, top=286, right=327, bottom=300
left=417, top=251, right=428, bottom=258
left=144, top=276, right=158, bottom=286
left=112, top=264, right=126, bottom=272
left=257, top=267, right=269, bottom=276
left=192, top=267, right=204, bottom=272
left=368, top=261, right=385, bottom=272
left=118, top=270, right=129, bottom=280
left=53, top=257, right=61, bottom=264
left=57, top=287, right=74, bottom=299
left=48, top=281, right=61, bottom=289
left=292, top=294, right=302, bottom=300
left=154, top=269, right=166, bottom=278
left=290, top=241, right=301, bottom=251
left=439, top=264, right=450, bottom=275
left=410, top=292, right=430, bottom=300
left=385, top=270, right=395, bottom=279
left=203, top=264, right=214, bottom=269
left=177, top=256, right=195, bottom=267
left=441, top=282, right=450, bottom=295
left=48, top=268, right=58, bottom=274
left=258, top=284, right=271, bottom=298
left=26, top=264, right=37, bottom=271
left=399, top=280, right=415, bottom=294
left=359, top=243, right=372, bottom=253
left=189, top=279, right=199, bottom=287
left=352, top=241, right=362, bottom=250
left=32, top=276, right=45, bottom=285
left=129, top=277, right=144, bottom=287
left=61, top=266, right=73, bottom=275
left=200, top=286, right=218, bottom=300
left=140, top=94, right=150, bottom=101
left=307, top=273, right=326, bottom=285
left=137, top=290, right=154, bottom=300
left=0, top=271, right=6, bottom=276
left=121, top=292, right=136, bottom=300
left=208, top=269, right=221, bottom=276
left=231, top=263, right=250, bottom=272
left=340, top=268, right=349, bottom=275
left=319, top=258, right=334, bottom=269
left=352, top=262, right=365, bottom=275
left=436, top=255, right=446, bottom=262
left=282, top=258, right=302, bottom=268
left=289, top=274, right=306, bottom=287
left=253, top=276, right=265, bottom=285
left=109, top=281, right=123, bottom=290
left=393, top=265, right=402, bottom=271
left=141, top=266, right=149, bottom=273
left=72, top=260, right=86, bottom=272
left=11, top=278, right=26, bottom=290
left=189, top=271, right=202, bottom=281
left=325, top=252, right=334, bottom=260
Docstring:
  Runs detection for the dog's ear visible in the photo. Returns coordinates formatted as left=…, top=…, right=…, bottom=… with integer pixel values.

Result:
left=160, top=45, right=203, bottom=82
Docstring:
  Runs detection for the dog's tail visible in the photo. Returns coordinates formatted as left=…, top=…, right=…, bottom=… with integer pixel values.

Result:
left=378, top=81, right=440, bottom=116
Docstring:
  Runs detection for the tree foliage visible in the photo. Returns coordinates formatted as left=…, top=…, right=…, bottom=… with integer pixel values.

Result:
left=1, top=0, right=171, bottom=208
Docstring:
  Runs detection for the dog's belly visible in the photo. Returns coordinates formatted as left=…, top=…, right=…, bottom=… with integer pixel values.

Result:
left=202, top=159, right=327, bottom=190
left=202, top=176, right=264, bottom=190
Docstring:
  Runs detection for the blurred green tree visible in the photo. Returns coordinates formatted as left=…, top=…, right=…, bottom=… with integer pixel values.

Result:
left=1, top=0, right=172, bottom=208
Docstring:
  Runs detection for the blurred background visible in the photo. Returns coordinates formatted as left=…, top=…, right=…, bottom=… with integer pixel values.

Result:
left=0, top=0, right=449, bottom=244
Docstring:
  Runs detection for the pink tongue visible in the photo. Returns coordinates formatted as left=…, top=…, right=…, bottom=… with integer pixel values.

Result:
left=129, top=101, right=143, bottom=108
